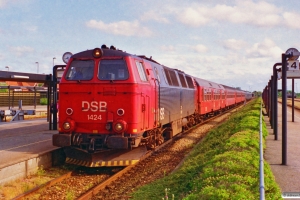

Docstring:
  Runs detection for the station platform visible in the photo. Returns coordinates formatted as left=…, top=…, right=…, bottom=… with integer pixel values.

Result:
left=0, top=118, right=60, bottom=185
left=264, top=103, right=300, bottom=198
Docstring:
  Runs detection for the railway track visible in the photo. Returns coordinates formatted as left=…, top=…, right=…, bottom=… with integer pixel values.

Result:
left=13, top=103, right=246, bottom=200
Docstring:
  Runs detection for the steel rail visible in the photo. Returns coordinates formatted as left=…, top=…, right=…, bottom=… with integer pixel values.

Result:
left=12, top=171, right=74, bottom=200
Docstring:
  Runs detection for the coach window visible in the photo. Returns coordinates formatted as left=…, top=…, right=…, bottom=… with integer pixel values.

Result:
left=135, top=61, right=148, bottom=82
left=65, top=60, right=94, bottom=81
left=98, top=59, right=129, bottom=80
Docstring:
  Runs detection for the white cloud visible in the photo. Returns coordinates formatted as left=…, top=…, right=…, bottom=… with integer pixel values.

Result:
left=160, top=45, right=176, bottom=52
left=0, top=0, right=9, bottom=8
left=9, top=46, right=34, bottom=56
left=222, top=39, right=247, bottom=51
left=25, top=25, right=38, bottom=32
left=174, top=0, right=300, bottom=29
left=0, top=0, right=20, bottom=9
left=191, top=44, right=208, bottom=53
left=86, top=20, right=153, bottom=37
left=246, top=38, right=283, bottom=59
left=140, top=11, right=169, bottom=23
left=177, top=7, right=211, bottom=27
left=223, top=0, right=281, bottom=27
left=283, top=12, right=300, bottom=29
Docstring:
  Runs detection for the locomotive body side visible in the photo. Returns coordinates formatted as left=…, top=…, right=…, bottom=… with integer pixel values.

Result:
left=156, top=65, right=196, bottom=134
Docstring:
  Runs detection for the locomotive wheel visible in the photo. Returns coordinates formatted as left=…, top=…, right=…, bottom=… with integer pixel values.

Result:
left=155, top=128, right=164, bottom=146
left=146, top=130, right=156, bottom=150
left=156, top=134, right=164, bottom=146
left=88, top=138, right=95, bottom=153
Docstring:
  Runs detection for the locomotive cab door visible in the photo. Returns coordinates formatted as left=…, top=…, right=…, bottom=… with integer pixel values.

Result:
left=135, top=60, right=159, bottom=130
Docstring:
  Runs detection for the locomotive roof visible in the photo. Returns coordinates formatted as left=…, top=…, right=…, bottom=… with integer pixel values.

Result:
left=71, top=46, right=160, bottom=65
left=72, top=48, right=132, bottom=59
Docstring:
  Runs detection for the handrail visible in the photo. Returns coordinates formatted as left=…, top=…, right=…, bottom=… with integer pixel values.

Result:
left=259, top=100, right=265, bottom=199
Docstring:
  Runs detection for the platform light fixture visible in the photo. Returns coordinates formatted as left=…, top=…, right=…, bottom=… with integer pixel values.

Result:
left=35, top=62, right=39, bottom=73
left=11, top=75, right=29, bottom=79
left=53, top=57, right=56, bottom=67
left=5, top=66, right=9, bottom=71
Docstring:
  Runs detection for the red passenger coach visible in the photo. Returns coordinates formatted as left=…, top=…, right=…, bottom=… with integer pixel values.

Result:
left=52, top=45, right=249, bottom=167
left=194, top=78, right=227, bottom=116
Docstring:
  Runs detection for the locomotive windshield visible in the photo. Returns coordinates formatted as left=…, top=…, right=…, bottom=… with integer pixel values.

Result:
left=98, top=59, right=129, bottom=80
left=65, top=60, right=94, bottom=81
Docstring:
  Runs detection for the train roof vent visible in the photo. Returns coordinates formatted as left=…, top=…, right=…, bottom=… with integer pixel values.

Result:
left=101, top=44, right=109, bottom=49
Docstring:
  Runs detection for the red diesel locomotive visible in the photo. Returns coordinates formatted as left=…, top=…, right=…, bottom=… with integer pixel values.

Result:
left=53, top=45, right=251, bottom=166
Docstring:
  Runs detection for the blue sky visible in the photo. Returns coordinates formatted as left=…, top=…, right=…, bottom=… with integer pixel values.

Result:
left=1, top=0, right=300, bottom=92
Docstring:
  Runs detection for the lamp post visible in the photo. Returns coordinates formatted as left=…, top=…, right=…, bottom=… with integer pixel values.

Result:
left=5, top=66, right=9, bottom=71
left=35, top=62, right=39, bottom=73
left=53, top=57, right=56, bottom=67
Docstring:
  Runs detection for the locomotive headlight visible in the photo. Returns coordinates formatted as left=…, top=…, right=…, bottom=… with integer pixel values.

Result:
left=113, top=120, right=128, bottom=133
left=93, top=48, right=103, bottom=58
left=63, top=122, right=71, bottom=130
left=62, top=119, right=75, bottom=132
left=115, top=123, right=123, bottom=131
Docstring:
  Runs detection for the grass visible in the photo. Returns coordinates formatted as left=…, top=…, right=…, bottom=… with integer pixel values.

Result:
left=131, top=98, right=282, bottom=200
left=0, top=166, right=73, bottom=199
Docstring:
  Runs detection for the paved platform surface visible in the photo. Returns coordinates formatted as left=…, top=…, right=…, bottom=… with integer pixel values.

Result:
left=0, top=105, right=48, bottom=112
left=264, top=103, right=300, bottom=199
left=0, top=117, right=58, bottom=169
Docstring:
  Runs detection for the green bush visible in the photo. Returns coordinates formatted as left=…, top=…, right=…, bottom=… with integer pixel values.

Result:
left=40, top=98, right=48, bottom=105
left=0, top=82, right=8, bottom=92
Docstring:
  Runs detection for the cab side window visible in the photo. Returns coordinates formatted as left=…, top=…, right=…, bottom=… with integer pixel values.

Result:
left=136, top=61, right=148, bottom=82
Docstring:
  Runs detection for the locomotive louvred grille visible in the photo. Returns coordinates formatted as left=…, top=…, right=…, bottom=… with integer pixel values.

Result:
left=103, top=87, right=116, bottom=95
